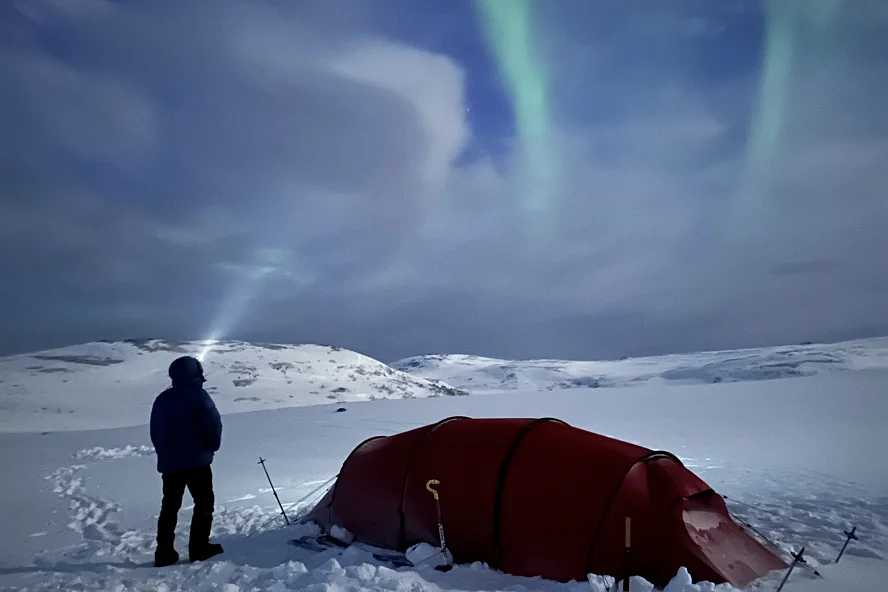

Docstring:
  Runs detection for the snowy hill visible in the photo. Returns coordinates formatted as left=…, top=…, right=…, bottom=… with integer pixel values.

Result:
left=0, top=338, right=466, bottom=433
left=391, top=337, right=888, bottom=393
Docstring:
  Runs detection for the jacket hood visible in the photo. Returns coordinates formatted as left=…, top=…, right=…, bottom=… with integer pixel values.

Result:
left=168, top=355, right=206, bottom=385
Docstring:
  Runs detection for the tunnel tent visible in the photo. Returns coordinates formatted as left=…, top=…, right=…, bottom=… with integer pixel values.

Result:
left=306, top=416, right=786, bottom=588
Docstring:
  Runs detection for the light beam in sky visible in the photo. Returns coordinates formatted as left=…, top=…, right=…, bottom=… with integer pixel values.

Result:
left=474, top=0, right=557, bottom=215
left=196, top=254, right=280, bottom=362
left=197, top=247, right=311, bottom=362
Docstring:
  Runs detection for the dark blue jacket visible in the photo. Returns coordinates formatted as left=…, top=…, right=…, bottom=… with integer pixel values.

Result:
left=150, top=383, right=222, bottom=474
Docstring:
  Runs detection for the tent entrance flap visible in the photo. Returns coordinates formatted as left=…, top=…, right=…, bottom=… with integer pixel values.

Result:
left=681, top=497, right=788, bottom=588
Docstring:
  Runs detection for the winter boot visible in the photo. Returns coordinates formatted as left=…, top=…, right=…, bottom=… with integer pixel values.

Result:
left=154, top=546, right=179, bottom=567
left=189, top=542, right=224, bottom=563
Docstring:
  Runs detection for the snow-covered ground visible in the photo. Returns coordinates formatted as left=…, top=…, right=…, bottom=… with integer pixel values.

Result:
left=1, top=339, right=887, bottom=591
left=0, top=339, right=466, bottom=433
left=392, top=337, right=888, bottom=393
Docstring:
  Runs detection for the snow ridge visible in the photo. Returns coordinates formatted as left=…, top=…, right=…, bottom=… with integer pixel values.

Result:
left=0, top=339, right=467, bottom=433
left=72, top=445, right=155, bottom=462
left=392, top=337, right=888, bottom=393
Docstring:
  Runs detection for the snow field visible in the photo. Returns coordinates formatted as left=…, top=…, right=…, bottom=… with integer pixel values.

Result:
left=14, top=441, right=884, bottom=592
left=1, top=342, right=887, bottom=591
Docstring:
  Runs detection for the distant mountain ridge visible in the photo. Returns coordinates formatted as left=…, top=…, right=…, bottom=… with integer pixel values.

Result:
left=0, top=338, right=466, bottom=433
left=5, top=336, right=888, bottom=434
left=391, top=337, right=888, bottom=393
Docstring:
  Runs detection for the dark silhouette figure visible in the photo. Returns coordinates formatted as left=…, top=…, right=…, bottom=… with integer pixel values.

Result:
left=150, top=355, right=224, bottom=567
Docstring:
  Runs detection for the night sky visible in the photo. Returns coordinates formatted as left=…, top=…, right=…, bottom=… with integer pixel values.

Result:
left=2, top=0, right=887, bottom=362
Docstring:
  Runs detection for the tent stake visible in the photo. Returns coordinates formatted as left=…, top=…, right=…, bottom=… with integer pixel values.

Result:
left=259, top=457, right=290, bottom=525
left=623, top=517, right=631, bottom=592
left=835, top=526, right=858, bottom=563
left=775, top=546, right=807, bottom=592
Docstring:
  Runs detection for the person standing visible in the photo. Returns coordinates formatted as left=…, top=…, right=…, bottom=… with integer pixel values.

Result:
left=150, top=355, right=224, bottom=567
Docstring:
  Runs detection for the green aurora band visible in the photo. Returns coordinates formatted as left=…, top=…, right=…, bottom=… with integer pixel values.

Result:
left=738, top=0, right=842, bottom=231
left=476, top=0, right=843, bottom=230
left=475, top=0, right=557, bottom=214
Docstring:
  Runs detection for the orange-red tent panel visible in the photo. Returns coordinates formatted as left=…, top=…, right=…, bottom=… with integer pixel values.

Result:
left=307, top=417, right=785, bottom=588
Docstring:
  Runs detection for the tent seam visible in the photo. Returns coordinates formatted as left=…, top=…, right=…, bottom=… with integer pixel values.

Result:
left=397, top=415, right=471, bottom=548
left=490, top=417, right=567, bottom=570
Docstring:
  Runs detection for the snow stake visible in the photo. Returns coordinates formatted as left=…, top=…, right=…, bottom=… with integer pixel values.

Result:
left=259, top=457, right=289, bottom=525
left=775, top=546, right=808, bottom=592
left=835, top=526, right=858, bottom=563
left=426, top=479, right=453, bottom=572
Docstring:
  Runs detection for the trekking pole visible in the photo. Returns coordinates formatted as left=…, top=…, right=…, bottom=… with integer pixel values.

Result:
left=835, top=526, right=858, bottom=563
left=259, top=457, right=289, bottom=525
left=775, top=547, right=807, bottom=592
left=425, top=479, right=453, bottom=572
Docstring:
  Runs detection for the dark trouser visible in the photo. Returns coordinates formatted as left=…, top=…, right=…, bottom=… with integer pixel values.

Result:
left=156, top=465, right=215, bottom=552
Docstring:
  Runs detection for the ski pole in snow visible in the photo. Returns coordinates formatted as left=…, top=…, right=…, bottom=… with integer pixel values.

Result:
left=835, top=526, right=858, bottom=563
left=425, top=479, right=453, bottom=572
left=259, top=457, right=290, bottom=525
left=775, top=546, right=807, bottom=592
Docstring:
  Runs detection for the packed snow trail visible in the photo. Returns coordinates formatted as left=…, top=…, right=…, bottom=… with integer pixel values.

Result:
left=31, top=444, right=334, bottom=575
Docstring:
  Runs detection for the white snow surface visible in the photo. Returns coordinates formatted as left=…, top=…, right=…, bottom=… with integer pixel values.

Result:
left=0, top=339, right=465, bottom=433
left=405, top=542, right=450, bottom=568
left=1, top=339, right=887, bottom=591
left=391, top=336, right=888, bottom=393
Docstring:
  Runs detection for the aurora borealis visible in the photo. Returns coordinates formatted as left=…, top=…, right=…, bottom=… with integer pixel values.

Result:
left=474, top=0, right=557, bottom=213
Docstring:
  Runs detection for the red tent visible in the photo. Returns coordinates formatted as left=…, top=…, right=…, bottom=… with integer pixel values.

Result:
left=307, top=416, right=786, bottom=588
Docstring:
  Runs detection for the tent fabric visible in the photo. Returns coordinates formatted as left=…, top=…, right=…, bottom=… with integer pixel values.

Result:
left=306, top=416, right=786, bottom=587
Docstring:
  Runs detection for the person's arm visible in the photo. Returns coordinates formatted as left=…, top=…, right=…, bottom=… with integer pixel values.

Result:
left=196, top=389, right=222, bottom=452
left=149, top=399, right=160, bottom=449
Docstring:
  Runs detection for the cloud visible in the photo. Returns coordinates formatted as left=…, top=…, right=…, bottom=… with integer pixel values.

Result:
left=0, top=0, right=470, bottom=352
left=769, top=259, right=842, bottom=277
left=328, top=41, right=470, bottom=186
left=1, top=0, right=887, bottom=361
